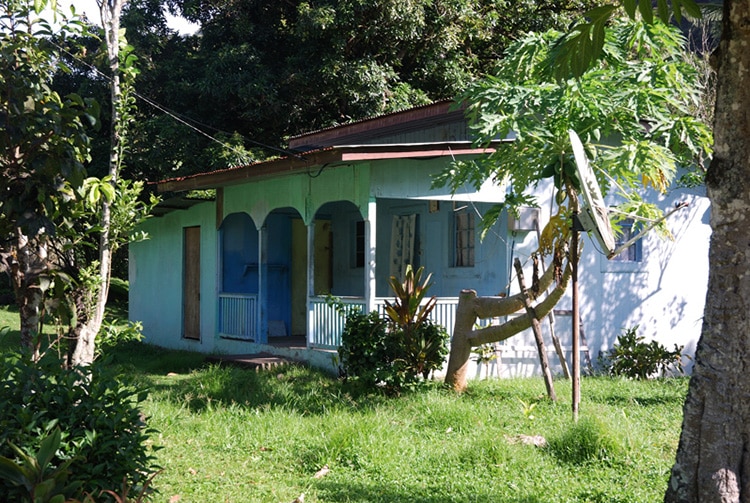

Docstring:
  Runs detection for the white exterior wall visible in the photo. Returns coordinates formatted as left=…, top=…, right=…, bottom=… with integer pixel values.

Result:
left=484, top=180, right=710, bottom=378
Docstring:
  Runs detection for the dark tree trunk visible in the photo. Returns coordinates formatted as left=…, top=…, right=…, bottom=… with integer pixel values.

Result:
left=665, top=0, right=750, bottom=500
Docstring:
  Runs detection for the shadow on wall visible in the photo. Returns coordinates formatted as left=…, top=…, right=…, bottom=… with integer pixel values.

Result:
left=583, top=189, right=710, bottom=371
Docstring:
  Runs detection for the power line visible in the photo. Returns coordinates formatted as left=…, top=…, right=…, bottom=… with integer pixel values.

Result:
left=50, top=36, right=299, bottom=167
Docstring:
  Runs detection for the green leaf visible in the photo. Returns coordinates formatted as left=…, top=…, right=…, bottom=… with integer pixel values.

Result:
left=623, top=0, right=638, bottom=19
left=0, top=456, right=30, bottom=487
left=36, top=427, right=62, bottom=470
left=656, top=0, right=670, bottom=23
left=638, top=0, right=654, bottom=24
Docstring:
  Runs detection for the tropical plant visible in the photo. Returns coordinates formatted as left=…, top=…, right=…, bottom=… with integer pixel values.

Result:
left=339, top=266, right=448, bottom=392
left=383, top=265, right=437, bottom=330
left=0, top=428, right=80, bottom=503
left=435, top=17, right=712, bottom=245
left=600, top=326, right=686, bottom=379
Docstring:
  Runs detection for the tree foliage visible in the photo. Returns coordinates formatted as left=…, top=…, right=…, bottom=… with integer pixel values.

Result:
left=435, top=17, right=713, bottom=247
left=63, top=0, right=598, bottom=180
left=550, top=0, right=703, bottom=80
left=0, top=0, right=99, bottom=358
left=0, top=1, right=96, bottom=239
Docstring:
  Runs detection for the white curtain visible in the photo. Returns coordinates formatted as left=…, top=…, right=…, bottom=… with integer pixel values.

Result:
left=390, top=214, right=416, bottom=279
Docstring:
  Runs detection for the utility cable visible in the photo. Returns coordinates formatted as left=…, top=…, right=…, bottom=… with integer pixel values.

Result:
left=50, top=37, right=304, bottom=166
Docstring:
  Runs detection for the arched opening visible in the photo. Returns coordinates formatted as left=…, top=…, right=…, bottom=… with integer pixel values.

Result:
left=218, top=212, right=259, bottom=340
left=220, top=212, right=258, bottom=294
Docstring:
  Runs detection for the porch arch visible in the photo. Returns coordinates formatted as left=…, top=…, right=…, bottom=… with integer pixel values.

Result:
left=262, top=207, right=305, bottom=338
left=218, top=212, right=259, bottom=341
left=313, top=200, right=365, bottom=298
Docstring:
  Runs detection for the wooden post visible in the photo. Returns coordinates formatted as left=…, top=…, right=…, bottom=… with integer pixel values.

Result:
left=549, top=314, right=571, bottom=379
left=443, top=289, right=479, bottom=392
left=571, top=217, right=580, bottom=422
left=514, top=258, right=557, bottom=401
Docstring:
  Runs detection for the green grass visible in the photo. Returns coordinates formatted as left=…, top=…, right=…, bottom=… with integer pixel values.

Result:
left=129, top=354, right=686, bottom=502
left=0, top=307, right=688, bottom=502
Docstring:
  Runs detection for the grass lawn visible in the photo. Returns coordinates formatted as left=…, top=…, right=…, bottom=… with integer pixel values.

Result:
left=0, top=307, right=687, bottom=502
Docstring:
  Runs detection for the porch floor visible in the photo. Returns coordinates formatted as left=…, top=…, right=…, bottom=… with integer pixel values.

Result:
left=267, top=335, right=307, bottom=348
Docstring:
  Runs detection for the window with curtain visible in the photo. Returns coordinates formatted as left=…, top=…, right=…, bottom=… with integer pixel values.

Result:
left=390, top=214, right=417, bottom=279
left=454, top=210, right=475, bottom=267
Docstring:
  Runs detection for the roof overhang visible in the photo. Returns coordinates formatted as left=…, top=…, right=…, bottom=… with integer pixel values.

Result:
left=151, top=195, right=215, bottom=216
left=157, top=140, right=509, bottom=193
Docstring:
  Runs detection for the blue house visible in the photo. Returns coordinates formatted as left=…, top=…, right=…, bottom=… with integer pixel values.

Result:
left=129, top=101, right=710, bottom=376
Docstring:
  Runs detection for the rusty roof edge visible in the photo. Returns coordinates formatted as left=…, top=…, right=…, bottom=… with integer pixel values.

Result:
left=156, top=139, right=507, bottom=194
left=287, top=100, right=464, bottom=149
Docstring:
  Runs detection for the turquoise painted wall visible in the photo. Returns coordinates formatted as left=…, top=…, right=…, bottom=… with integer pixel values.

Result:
left=130, top=200, right=218, bottom=351
left=130, top=155, right=510, bottom=350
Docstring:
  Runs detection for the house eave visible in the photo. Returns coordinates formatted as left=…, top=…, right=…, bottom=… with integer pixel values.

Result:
left=156, top=140, right=508, bottom=194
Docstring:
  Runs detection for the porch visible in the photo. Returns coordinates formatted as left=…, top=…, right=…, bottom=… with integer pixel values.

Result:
left=216, top=293, right=586, bottom=379
left=217, top=293, right=461, bottom=350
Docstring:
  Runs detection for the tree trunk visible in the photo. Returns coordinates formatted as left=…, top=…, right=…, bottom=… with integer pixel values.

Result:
left=70, top=0, right=123, bottom=366
left=444, top=289, right=480, bottom=392
left=665, top=0, right=750, bottom=500
left=11, top=229, right=47, bottom=362
left=444, top=262, right=572, bottom=392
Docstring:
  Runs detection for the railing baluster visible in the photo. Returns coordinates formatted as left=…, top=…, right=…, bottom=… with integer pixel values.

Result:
left=218, top=293, right=258, bottom=341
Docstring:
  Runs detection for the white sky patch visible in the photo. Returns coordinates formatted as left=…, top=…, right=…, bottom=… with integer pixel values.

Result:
left=66, top=0, right=199, bottom=34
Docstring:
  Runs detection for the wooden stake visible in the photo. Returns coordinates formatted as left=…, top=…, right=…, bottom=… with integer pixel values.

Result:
left=571, top=216, right=580, bottom=422
left=514, top=258, right=557, bottom=401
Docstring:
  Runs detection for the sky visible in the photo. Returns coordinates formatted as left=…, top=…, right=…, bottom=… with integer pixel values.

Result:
left=67, top=0, right=199, bottom=34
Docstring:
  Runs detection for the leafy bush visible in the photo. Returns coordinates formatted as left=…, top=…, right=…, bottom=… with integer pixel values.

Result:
left=97, top=320, right=144, bottom=357
left=338, top=266, right=449, bottom=393
left=547, top=416, right=623, bottom=465
left=600, top=326, right=686, bottom=379
left=337, top=310, right=390, bottom=386
left=0, top=353, right=160, bottom=502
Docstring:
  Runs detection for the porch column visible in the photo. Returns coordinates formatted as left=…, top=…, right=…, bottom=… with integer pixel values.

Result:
left=306, top=222, right=315, bottom=348
left=365, top=197, right=377, bottom=313
left=258, top=224, right=268, bottom=344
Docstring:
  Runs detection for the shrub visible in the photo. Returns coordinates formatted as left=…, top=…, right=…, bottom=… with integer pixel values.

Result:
left=393, top=321, right=449, bottom=382
left=337, top=310, right=390, bottom=386
left=338, top=266, right=449, bottom=393
left=0, top=353, right=160, bottom=502
left=600, top=326, right=686, bottom=379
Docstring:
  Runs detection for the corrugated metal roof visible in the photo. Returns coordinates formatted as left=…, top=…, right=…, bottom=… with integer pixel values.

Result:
left=288, top=100, right=464, bottom=150
left=154, top=100, right=491, bottom=198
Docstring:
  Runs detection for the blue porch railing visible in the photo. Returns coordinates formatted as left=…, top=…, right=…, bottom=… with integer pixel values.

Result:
left=307, top=296, right=460, bottom=350
left=218, top=293, right=258, bottom=340
left=218, top=294, right=461, bottom=350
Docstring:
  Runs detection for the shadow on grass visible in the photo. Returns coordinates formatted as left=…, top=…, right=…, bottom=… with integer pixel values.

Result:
left=591, top=377, right=689, bottom=408
left=315, top=480, right=546, bottom=503
left=108, top=340, right=395, bottom=416
left=108, top=340, right=208, bottom=376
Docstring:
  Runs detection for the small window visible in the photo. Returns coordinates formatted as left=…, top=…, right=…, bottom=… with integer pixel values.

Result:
left=612, top=219, right=641, bottom=262
left=454, top=210, right=475, bottom=267
left=355, top=220, right=365, bottom=268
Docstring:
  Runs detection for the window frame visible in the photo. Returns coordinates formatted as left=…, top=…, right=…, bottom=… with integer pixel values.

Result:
left=453, top=209, right=475, bottom=268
